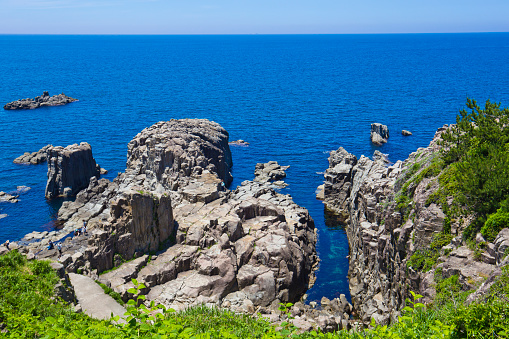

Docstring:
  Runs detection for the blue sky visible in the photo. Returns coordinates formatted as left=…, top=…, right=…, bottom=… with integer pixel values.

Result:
left=2, top=0, right=509, bottom=34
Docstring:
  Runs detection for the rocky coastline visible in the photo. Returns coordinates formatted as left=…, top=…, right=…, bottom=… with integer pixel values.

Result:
left=0, top=118, right=354, bottom=332
left=320, top=125, right=509, bottom=325
left=4, top=91, right=78, bottom=110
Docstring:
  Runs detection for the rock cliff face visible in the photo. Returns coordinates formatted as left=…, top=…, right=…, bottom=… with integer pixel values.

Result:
left=322, top=126, right=503, bottom=324
left=45, top=142, right=101, bottom=199
left=23, top=119, right=317, bottom=318
left=4, top=91, right=78, bottom=110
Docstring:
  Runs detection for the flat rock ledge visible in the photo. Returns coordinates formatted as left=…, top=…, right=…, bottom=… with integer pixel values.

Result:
left=4, top=119, right=344, bottom=331
left=4, top=91, right=78, bottom=110
left=254, top=161, right=290, bottom=188
left=14, top=145, right=52, bottom=164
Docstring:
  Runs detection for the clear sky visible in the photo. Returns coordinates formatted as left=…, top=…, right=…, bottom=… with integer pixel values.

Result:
left=1, top=0, right=509, bottom=34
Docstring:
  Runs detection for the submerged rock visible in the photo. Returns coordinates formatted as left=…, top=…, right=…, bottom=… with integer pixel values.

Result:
left=0, top=191, right=19, bottom=203
left=4, top=91, right=78, bottom=110
left=229, top=139, right=249, bottom=146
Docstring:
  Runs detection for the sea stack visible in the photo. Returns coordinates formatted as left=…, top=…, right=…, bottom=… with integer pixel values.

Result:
left=45, top=142, right=101, bottom=199
left=370, top=123, right=389, bottom=145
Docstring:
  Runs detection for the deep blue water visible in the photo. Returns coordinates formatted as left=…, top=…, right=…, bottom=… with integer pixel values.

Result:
left=1, top=33, right=509, bottom=302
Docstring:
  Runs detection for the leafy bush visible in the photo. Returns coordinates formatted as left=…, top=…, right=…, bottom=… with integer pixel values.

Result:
left=481, top=210, right=509, bottom=242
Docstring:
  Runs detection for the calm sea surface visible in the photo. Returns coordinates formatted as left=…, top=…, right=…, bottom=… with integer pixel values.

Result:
left=1, top=34, right=509, bottom=301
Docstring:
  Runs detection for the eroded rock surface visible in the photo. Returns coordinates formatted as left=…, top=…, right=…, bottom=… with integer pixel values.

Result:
left=14, top=145, right=52, bottom=164
left=4, top=91, right=78, bottom=110
left=254, top=161, right=290, bottom=187
left=322, top=125, right=501, bottom=324
left=0, top=191, right=19, bottom=203
left=16, top=119, right=318, bottom=325
left=45, top=142, right=101, bottom=199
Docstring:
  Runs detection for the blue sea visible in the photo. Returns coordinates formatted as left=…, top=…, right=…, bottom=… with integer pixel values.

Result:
left=1, top=34, right=509, bottom=302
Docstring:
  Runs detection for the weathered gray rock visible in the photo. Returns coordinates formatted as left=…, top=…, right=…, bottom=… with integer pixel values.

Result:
left=18, top=119, right=320, bottom=326
left=126, top=119, right=233, bottom=189
left=229, top=139, right=249, bottom=146
left=4, top=91, right=78, bottom=110
left=45, top=142, right=100, bottom=199
left=401, top=130, right=412, bottom=136
left=494, top=228, right=509, bottom=264
left=0, top=191, right=19, bottom=203
left=370, top=123, right=389, bottom=145
left=254, top=161, right=289, bottom=184
left=321, top=124, right=498, bottom=324
left=13, top=145, right=52, bottom=164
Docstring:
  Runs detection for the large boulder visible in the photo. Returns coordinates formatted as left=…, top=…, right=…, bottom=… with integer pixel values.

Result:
left=126, top=119, right=233, bottom=190
left=45, top=142, right=101, bottom=199
left=371, top=123, right=389, bottom=145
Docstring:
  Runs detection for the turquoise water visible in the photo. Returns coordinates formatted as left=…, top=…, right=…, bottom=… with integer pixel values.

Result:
left=1, top=34, right=509, bottom=301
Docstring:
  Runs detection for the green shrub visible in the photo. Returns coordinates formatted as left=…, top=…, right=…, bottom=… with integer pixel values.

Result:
left=481, top=210, right=509, bottom=242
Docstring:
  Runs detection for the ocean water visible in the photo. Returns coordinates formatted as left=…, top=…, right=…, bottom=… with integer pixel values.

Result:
left=1, top=33, right=509, bottom=302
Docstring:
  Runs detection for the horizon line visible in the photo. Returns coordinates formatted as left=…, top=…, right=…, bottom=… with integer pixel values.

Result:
left=1, top=31, right=508, bottom=36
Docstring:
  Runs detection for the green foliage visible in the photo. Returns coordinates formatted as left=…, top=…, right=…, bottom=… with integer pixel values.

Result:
left=439, top=98, right=509, bottom=239
left=481, top=209, right=509, bottom=242
left=407, top=233, right=453, bottom=272
left=4, top=249, right=509, bottom=339
left=0, top=250, right=99, bottom=338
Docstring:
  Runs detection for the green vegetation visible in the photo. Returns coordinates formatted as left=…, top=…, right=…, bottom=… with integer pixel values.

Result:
left=3, top=248, right=509, bottom=337
left=407, top=233, right=454, bottom=272
left=95, top=281, right=125, bottom=305
left=438, top=98, right=509, bottom=240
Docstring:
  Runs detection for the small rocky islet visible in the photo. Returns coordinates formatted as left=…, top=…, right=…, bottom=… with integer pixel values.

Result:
left=3, top=91, right=77, bottom=110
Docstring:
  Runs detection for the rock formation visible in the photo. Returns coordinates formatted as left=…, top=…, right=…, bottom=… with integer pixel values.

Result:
left=254, top=161, right=290, bottom=187
left=370, top=123, right=389, bottom=145
left=13, top=145, right=52, bottom=164
left=0, top=191, right=19, bottom=203
left=229, top=139, right=249, bottom=146
left=321, top=125, right=504, bottom=324
left=45, top=142, right=101, bottom=199
left=4, top=91, right=78, bottom=110
left=15, top=119, right=318, bottom=325
left=401, top=130, right=412, bottom=136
